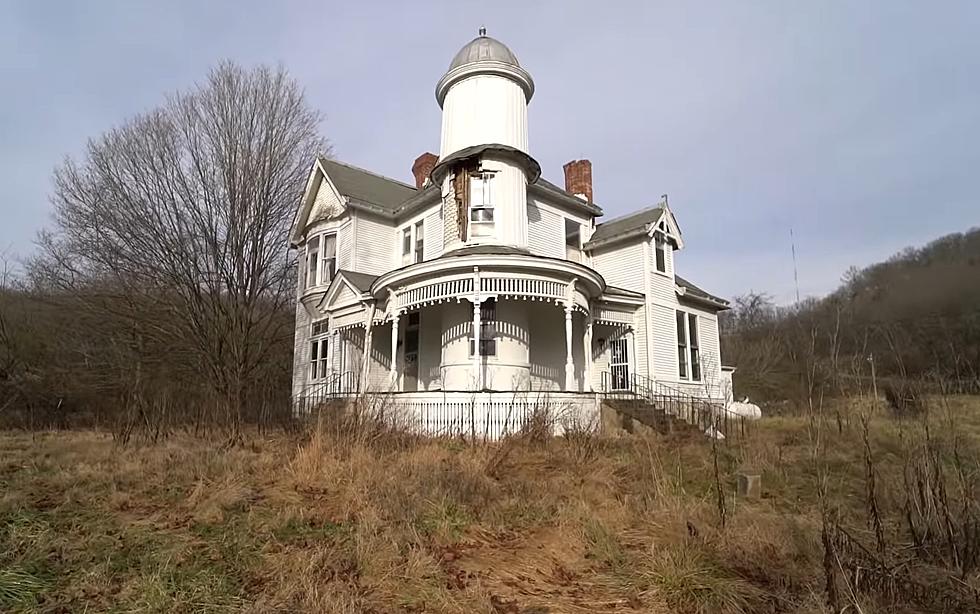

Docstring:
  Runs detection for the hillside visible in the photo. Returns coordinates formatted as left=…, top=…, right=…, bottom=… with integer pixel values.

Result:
left=722, top=228, right=980, bottom=401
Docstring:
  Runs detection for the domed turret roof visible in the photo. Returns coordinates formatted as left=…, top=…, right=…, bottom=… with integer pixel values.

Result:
left=449, top=29, right=521, bottom=70
left=436, top=28, right=534, bottom=106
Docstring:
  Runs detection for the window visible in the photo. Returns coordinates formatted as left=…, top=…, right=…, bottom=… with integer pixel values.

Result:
left=565, top=218, right=581, bottom=261
left=305, top=233, right=338, bottom=287
left=688, top=313, right=701, bottom=381
left=310, top=320, right=330, bottom=380
left=414, top=220, right=424, bottom=263
left=401, top=227, right=412, bottom=259
left=470, top=298, right=497, bottom=356
left=400, top=220, right=425, bottom=265
left=310, top=338, right=329, bottom=380
left=321, top=234, right=337, bottom=284
left=676, top=310, right=701, bottom=381
left=676, top=311, right=688, bottom=379
left=305, top=236, right=319, bottom=289
left=654, top=231, right=667, bottom=273
left=469, top=172, right=494, bottom=238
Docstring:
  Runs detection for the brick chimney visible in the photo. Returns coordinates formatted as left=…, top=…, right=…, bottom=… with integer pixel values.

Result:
left=412, top=152, right=439, bottom=189
left=563, top=159, right=593, bottom=202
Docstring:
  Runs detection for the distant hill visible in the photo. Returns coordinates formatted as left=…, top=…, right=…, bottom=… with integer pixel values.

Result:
left=721, top=228, right=980, bottom=400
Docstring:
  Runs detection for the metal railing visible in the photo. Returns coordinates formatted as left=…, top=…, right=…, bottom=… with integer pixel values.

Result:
left=294, top=371, right=358, bottom=413
left=599, top=371, right=749, bottom=440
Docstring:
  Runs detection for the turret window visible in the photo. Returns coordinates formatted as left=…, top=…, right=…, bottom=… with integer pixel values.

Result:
left=469, top=172, right=495, bottom=238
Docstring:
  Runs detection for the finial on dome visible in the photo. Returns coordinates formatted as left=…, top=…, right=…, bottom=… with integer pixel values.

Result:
left=478, top=26, right=486, bottom=36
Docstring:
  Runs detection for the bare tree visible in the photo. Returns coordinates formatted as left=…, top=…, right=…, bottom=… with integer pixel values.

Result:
left=30, top=62, right=328, bottom=436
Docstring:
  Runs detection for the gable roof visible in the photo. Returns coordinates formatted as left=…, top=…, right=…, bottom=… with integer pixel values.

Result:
left=530, top=177, right=604, bottom=216
left=584, top=206, right=664, bottom=249
left=675, top=275, right=729, bottom=310
left=317, top=157, right=418, bottom=211
left=338, top=270, right=379, bottom=293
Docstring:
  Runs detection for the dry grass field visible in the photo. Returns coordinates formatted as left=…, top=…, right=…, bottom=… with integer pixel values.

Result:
left=2, top=397, right=980, bottom=613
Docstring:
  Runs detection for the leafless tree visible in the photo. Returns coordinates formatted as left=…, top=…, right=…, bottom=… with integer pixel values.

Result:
left=29, top=62, right=329, bottom=436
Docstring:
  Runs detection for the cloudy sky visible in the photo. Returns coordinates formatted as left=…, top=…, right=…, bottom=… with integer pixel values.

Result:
left=2, top=1, right=977, bottom=302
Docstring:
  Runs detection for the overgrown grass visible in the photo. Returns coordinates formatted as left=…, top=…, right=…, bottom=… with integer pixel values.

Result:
left=1, top=396, right=979, bottom=612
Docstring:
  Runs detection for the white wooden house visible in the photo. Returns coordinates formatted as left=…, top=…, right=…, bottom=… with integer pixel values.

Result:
left=289, top=30, right=730, bottom=435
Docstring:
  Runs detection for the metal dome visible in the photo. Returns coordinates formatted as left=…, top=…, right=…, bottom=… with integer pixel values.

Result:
left=448, top=30, right=521, bottom=70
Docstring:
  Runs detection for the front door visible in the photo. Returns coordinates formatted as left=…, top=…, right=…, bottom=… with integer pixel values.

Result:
left=402, top=312, right=420, bottom=392
left=610, top=337, right=630, bottom=390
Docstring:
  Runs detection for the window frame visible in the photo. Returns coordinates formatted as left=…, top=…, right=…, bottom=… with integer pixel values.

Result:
left=654, top=230, right=667, bottom=273
left=675, top=310, right=702, bottom=382
left=305, top=232, right=339, bottom=288
left=305, top=236, right=320, bottom=289
left=320, top=233, right=337, bottom=285
left=414, top=220, right=424, bottom=264
left=688, top=313, right=701, bottom=381
left=468, top=171, right=495, bottom=237
left=400, top=219, right=426, bottom=265
left=310, top=320, right=330, bottom=381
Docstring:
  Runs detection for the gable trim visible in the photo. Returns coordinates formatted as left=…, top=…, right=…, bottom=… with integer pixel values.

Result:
left=318, top=271, right=370, bottom=311
left=289, top=158, right=346, bottom=247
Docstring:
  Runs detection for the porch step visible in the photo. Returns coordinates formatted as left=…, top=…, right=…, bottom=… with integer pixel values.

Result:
left=603, top=399, right=700, bottom=436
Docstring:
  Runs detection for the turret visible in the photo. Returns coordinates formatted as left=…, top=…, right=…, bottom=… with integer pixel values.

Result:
left=432, top=29, right=539, bottom=251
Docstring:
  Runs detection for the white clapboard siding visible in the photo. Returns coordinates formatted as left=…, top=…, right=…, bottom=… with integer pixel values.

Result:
left=309, top=175, right=346, bottom=222
left=590, top=242, right=646, bottom=292
left=527, top=201, right=563, bottom=258
left=650, top=303, right=678, bottom=380
left=292, top=302, right=312, bottom=398
left=353, top=211, right=395, bottom=275
left=423, top=207, right=444, bottom=261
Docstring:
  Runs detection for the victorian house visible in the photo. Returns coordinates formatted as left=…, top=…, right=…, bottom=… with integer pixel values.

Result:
left=289, top=30, right=730, bottom=431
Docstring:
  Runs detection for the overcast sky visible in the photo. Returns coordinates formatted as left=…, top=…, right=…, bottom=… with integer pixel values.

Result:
left=2, top=1, right=977, bottom=303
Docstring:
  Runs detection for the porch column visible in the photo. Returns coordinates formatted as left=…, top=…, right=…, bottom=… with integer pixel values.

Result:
left=472, top=266, right=482, bottom=391
left=359, top=304, right=375, bottom=393
left=389, top=312, right=399, bottom=389
left=564, top=301, right=574, bottom=391
left=330, top=329, right=339, bottom=378
left=472, top=296, right=482, bottom=390
left=584, top=311, right=594, bottom=392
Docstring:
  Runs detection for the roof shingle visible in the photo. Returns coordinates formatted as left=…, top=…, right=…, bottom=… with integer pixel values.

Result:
left=585, top=206, right=664, bottom=248
left=318, top=157, right=417, bottom=211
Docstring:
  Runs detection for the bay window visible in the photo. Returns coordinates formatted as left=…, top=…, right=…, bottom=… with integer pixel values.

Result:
left=321, top=234, right=336, bottom=284
left=305, top=232, right=337, bottom=288
left=305, top=236, right=319, bottom=289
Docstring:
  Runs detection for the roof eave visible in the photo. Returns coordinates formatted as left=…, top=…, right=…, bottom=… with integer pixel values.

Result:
left=528, top=181, right=603, bottom=216
left=582, top=227, right=648, bottom=251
